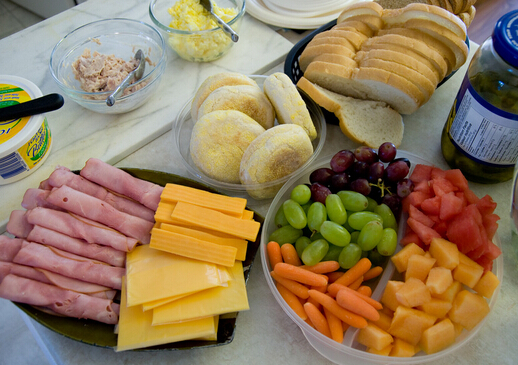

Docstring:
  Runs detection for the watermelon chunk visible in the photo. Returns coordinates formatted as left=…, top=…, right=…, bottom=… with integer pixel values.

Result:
left=431, top=177, right=458, bottom=197
left=439, top=191, right=464, bottom=221
left=413, top=180, right=432, bottom=195
left=476, top=255, right=494, bottom=273
left=446, top=205, right=485, bottom=254
left=483, top=213, right=500, bottom=241
left=430, top=166, right=446, bottom=180
left=410, top=164, right=433, bottom=183
left=420, top=196, right=441, bottom=216
left=403, top=191, right=433, bottom=211
left=409, top=204, right=435, bottom=227
left=444, top=169, right=469, bottom=191
left=476, top=195, right=497, bottom=216
left=407, top=217, right=441, bottom=245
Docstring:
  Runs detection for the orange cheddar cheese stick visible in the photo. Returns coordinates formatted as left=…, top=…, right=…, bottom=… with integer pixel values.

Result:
left=334, top=257, right=372, bottom=287
left=328, top=283, right=383, bottom=310
left=304, top=302, right=332, bottom=338
left=363, top=266, right=383, bottom=281
left=267, top=241, right=283, bottom=269
left=274, top=262, right=328, bottom=287
left=307, top=289, right=368, bottom=329
left=270, top=271, right=309, bottom=299
left=301, top=260, right=340, bottom=274
left=277, top=282, right=307, bottom=320
left=280, top=243, right=302, bottom=266
left=242, top=210, right=255, bottom=220
left=324, top=307, right=344, bottom=343
left=154, top=201, right=177, bottom=225
left=336, top=287, right=380, bottom=322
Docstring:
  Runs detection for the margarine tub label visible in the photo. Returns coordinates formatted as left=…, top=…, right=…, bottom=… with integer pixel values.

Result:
left=0, top=76, right=53, bottom=185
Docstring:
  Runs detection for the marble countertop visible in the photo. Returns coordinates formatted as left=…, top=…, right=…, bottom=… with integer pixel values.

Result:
left=1, top=2, right=517, bottom=365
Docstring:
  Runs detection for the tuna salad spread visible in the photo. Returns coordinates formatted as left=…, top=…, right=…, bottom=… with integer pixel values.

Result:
left=72, top=49, right=145, bottom=97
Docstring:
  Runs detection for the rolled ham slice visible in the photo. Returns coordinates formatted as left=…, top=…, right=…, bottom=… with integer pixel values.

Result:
left=13, top=241, right=125, bottom=290
left=45, top=185, right=153, bottom=244
left=21, top=188, right=63, bottom=211
left=0, top=274, right=119, bottom=324
left=5, top=210, right=33, bottom=238
left=0, top=236, right=23, bottom=262
left=27, top=225, right=126, bottom=267
left=25, top=207, right=138, bottom=252
left=0, top=262, right=116, bottom=300
left=48, top=168, right=155, bottom=222
left=80, top=158, right=163, bottom=211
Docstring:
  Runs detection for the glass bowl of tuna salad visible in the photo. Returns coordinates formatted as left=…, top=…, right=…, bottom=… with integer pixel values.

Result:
left=49, top=18, right=167, bottom=114
left=149, top=0, right=245, bottom=62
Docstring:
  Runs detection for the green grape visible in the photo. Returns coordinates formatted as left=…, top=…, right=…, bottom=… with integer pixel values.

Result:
left=348, top=211, right=383, bottom=231
left=310, top=231, right=324, bottom=241
left=337, top=190, right=369, bottom=212
left=357, top=220, right=384, bottom=251
left=377, top=228, right=398, bottom=256
left=301, top=201, right=313, bottom=216
left=343, top=214, right=355, bottom=232
left=283, top=199, right=307, bottom=229
left=307, top=202, right=327, bottom=232
left=374, top=203, right=398, bottom=230
left=268, top=225, right=303, bottom=245
left=325, top=194, right=347, bottom=225
left=291, top=184, right=312, bottom=205
left=301, top=239, right=329, bottom=266
left=322, top=243, right=343, bottom=262
left=365, top=197, right=378, bottom=212
left=338, top=243, right=362, bottom=269
left=295, top=236, right=312, bottom=258
left=350, top=230, right=360, bottom=243
left=320, top=220, right=351, bottom=247
left=274, top=206, right=289, bottom=228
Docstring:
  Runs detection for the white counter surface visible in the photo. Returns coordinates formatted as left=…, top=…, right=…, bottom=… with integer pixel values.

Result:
left=1, top=1, right=517, bottom=364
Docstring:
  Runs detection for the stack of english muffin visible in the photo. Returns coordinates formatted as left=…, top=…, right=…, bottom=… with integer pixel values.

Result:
left=189, top=72, right=317, bottom=199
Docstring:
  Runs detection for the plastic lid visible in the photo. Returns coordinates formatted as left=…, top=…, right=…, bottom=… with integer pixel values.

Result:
left=492, top=9, right=518, bottom=68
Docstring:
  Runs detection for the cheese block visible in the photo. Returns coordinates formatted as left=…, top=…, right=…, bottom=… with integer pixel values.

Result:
left=152, top=261, right=249, bottom=325
left=116, top=277, right=217, bottom=352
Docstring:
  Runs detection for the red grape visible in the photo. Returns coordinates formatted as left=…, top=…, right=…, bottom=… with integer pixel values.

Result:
left=330, top=173, right=350, bottom=193
left=350, top=161, right=370, bottom=180
left=350, top=178, right=371, bottom=196
left=378, top=142, right=397, bottom=162
left=384, top=160, right=410, bottom=182
left=310, top=168, right=334, bottom=186
left=310, top=183, right=332, bottom=204
left=368, top=162, right=385, bottom=183
left=397, top=178, right=414, bottom=198
left=353, top=146, right=378, bottom=164
left=330, top=150, right=355, bottom=173
left=381, top=193, right=401, bottom=216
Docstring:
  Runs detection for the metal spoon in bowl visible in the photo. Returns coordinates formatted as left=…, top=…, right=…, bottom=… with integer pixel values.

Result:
left=200, top=0, right=239, bottom=43
left=106, top=49, right=145, bottom=107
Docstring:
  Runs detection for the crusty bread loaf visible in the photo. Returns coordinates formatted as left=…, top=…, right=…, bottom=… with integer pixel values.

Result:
left=190, top=110, right=265, bottom=184
left=308, top=36, right=357, bottom=52
left=296, top=77, right=404, bottom=148
left=338, top=1, right=384, bottom=21
left=338, top=14, right=384, bottom=32
left=263, top=72, right=317, bottom=140
left=239, top=124, right=314, bottom=199
left=299, top=43, right=356, bottom=72
left=333, top=20, right=375, bottom=37
left=197, top=84, right=275, bottom=130
left=312, top=53, right=358, bottom=68
left=314, top=29, right=368, bottom=51
left=190, top=72, right=259, bottom=121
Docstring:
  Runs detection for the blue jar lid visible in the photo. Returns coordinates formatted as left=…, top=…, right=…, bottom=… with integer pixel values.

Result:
left=492, top=10, right=518, bottom=68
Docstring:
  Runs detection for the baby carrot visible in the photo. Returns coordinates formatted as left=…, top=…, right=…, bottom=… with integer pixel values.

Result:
left=301, top=260, right=340, bottom=274
left=280, top=243, right=302, bottom=266
left=363, top=266, right=383, bottom=281
left=327, top=271, right=344, bottom=283
left=310, top=284, right=328, bottom=293
left=276, top=282, right=307, bottom=320
left=304, top=302, right=332, bottom=338
left=324, top=307, right=344, bottom=343
left=328, top=283, right=383, bottom=310
left=307, top=296, right=322, bottom=311
left=334, top=257, right=372, bottom=287
left=307, top=289, right=368, bottom=329
left=336, top=287, right=380, bottom=322
left=267, top=241, right=283, bottom=269
left=348, top=275, right=363, bottom=290
left=274, top=262, right=328, bottom=287
left=270, top=271, right=309, bottom=299
left=357, top=285, right=372, bottom=297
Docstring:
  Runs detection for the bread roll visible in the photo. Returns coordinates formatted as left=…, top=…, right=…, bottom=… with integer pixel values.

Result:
left=240, top=124, right=313, bottom=199
left=190, top=72, right=259, bottom=121
left=190, top=110, right=265, bottom=184
left=263, top=72, right=317, bottom=140
left=197, top=84, right=275, bottom=129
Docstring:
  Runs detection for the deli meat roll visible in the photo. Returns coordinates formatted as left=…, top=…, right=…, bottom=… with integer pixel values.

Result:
left=0, top=274, right=119, bottom=324
left=80, top=158, right=163, bottom=211
left=5, top=210, right=33, bottom=239
left=0, top=236, right=23, bottom=262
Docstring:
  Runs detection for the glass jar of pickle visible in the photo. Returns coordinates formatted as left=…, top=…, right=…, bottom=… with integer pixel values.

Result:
left=441, top=10, right=518, bottom=183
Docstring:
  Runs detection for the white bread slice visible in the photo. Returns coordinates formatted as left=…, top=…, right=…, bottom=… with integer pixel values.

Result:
left=355, top=48, right=440, bottom=86
left=338, top=1, right=384, bottom=20
left=308, top=36, right=357, bottom=52
left=312, top=53, right=358, bottom=68
left=333, top=20, right=375, bottom=37
left=296, top=77, right=404, bottom=148
left=381, top=3, right=467, bottom=39
left=313, top=29, right=368, bottom=51
left=338, top=14, right=384, bottom=32
left=299, top=44, right=356, bottom=72
left=375, top=29, right=455, bottom=76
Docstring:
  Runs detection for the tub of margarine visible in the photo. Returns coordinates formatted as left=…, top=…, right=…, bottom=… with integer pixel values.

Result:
left=0, top=75, right=52, bottom=185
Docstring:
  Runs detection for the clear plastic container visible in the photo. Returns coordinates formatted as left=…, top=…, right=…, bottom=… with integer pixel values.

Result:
left=441, top=10, right=518, bottom=183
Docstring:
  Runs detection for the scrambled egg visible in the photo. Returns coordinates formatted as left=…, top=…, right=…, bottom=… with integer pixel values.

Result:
left=168, top=0, right=238, bottom=62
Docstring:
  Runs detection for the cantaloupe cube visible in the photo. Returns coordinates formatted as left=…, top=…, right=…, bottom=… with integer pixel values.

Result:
left=473, top=270, right=500, bottom=299
left=391, top=243, right=425, bottom=273
left=418, top=297, right=452, bottom=318
left=367, top=344, right=392, bottom=356
left=357, top=323, right=394, bottom=351
left=448, top=290, right=490, bottom=330
left=405, top=254, right=436, bottom=282
left=423, top=251, right=432, bottom=259
left=458, top=251, right=481, bottom=267
left=381, top=280, right=404, bottom=311
left=453, top=321, right=464, bottom=338
left=426, top=266, right=453, bottom=295
left=432, top=280, right=463, bottom=302
left=380, top=305, right=394, bottom=318
left=453, top=262, right=484, bottom=288
left=388, top=306, right=436, bottom=345
left=396, top=277, right=431, bottom=308
left=389, top=338, right=418, bottom=357
left=372, top=311, right=393, bottom=332
left=420, top=318, right=456, bottom=354
left=429, top=238, right=459, bottom=269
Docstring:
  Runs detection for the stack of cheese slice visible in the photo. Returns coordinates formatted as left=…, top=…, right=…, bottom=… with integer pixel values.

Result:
left=116, top=184, right=260, bottom=351
left=299, top=2, right=469, bottom=115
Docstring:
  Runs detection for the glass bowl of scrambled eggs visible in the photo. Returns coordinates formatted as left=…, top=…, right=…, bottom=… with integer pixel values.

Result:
left=149, top=0, right=245, bottom=62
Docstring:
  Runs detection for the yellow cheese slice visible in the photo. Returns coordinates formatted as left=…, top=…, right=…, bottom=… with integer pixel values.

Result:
left=194, top=316, right=219, bottom=341
left=152, top=261, right=249, bottom=325
left=116, top=277, right=217, bottom=352
left=125, top=245, right=226, bottom=307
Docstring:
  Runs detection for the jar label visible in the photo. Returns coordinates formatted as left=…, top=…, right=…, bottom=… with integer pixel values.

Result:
left=446, top=76, right=518, bottom=167
left=0, top=83, right=33, bottom=145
